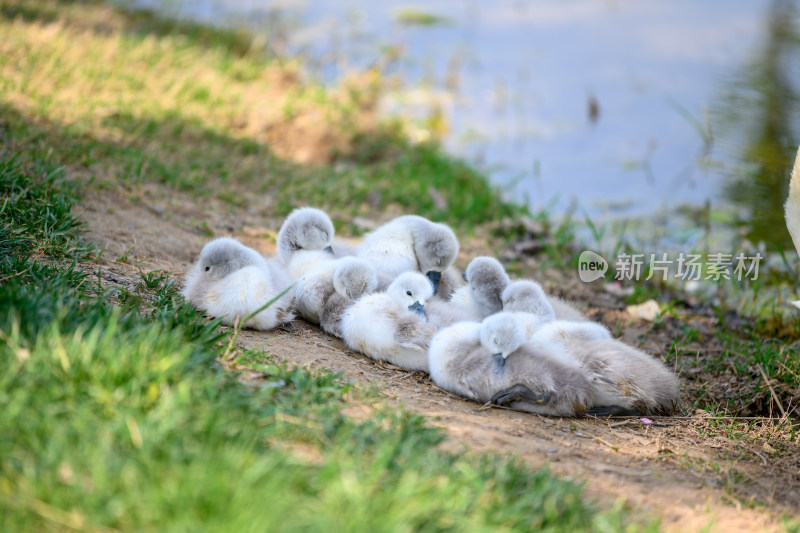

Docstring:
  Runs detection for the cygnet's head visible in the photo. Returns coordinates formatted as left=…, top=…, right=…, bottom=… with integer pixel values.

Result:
left=501, top=280, right=556, bottom=320
left=387, top=271, right=434, bottom=317
left=480, top=312, right=526, bottom=370
left=195, top=238, right=263, bottom=281
left=409, top=219, right=459, bottom=294
left=277, top=207, right=335, bottom=264
left=465, top=257, right=510, bottom=315
left=333, top=257, right=378, bottom=300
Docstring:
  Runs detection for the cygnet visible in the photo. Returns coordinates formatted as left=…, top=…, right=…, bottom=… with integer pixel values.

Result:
left=449, top=256, right=510, bottom=318
left=501, top=280, right=609, bottom=341
left=276, top=207, right=336, bottom=279
left=428, top=313, right=595, bottom=416
left=357, top=215, right=459, bottom=295
left=341, top=271, right=437, bottom=371
left=502, top=283, right=679, bottom=416
left=182, top=237, right=295, bottom=330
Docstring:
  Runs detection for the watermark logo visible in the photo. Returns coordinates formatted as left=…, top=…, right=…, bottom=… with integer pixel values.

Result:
left=578, top=250, right=608, bottom=282
left=577, top=251, right=763, bottom=283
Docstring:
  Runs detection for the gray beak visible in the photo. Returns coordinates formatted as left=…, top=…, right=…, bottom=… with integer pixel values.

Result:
left=408, top=301, right=426, bottom=319
left=426, top=270, right=442, bottom=295
left=461, top=272, right=468, bottom=282
left=323, top=245, right=334, bottom=255
left=494, top=352, right=505, bottom=372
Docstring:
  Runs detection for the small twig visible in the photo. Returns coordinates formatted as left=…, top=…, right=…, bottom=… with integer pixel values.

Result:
left=759, top=365, right=787, bottom=419
left=0, top=266, right=32, bottom=283
left=592, top=435, right=619, bottom=451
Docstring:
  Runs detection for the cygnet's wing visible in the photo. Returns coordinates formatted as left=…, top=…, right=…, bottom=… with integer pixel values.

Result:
left=331, top=239, right=359, bottom=258
left=499, top=345, right=594, bottom=416
left=357, top=222, right=417, bottom=278
left=293, top=260, right=337, bottom=324
left=430, top=337, right=499, bottom=403
left=424, top=299, right=481, bottom=330
left=571, top=338, right=680, bottom=415
left=392, top=311, right=437, bottom=351
left=320, top=292, right=350, bottom=338
left=547, top=296, right=589, bottom=322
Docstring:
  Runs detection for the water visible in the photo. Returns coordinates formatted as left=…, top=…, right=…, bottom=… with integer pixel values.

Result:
left=122, top=0, right=800, bottom=250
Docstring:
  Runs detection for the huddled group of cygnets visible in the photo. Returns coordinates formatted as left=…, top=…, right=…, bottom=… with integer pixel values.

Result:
left=182, top=207, right=681, bottom=417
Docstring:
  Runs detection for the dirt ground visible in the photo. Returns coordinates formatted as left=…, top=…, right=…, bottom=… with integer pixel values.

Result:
left=77, top=185, right=800, bottom=532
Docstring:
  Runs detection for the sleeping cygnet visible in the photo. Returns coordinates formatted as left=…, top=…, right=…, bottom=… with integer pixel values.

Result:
left=501, top=277, right=588, bottom=323
left=500, top=280, right=609, bottom=341
left=501, top=282, right=679, bottom=415
left=357, top=215, right=459, bottom=296
left=182, top=237, right=295, bottom=330
left=449, top=256, right=510, bottom=318
left=276, top=207, right=337, bottom=279
left=295, top=256, right=377, bottom=338
left=428, top=313, right=595, bottom=416
left=341, top=271, right=438, bottom=371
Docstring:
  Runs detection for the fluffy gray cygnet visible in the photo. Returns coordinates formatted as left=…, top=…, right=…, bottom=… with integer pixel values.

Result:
left=428, top=313, right=595, bottom=416
left=182, top=237, right=295, bottom=330
left=276, top=207, right=337, bottom=279
left=449, top=256, right=510, bottom=318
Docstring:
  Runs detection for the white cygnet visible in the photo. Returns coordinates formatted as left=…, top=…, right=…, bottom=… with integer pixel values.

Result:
left=295, top=256, right=377, bottom=338
left=276, top=207, right=337, bottom=279
left=784, top=144, right=800, bottom=308
left=341, top=271, right=437, bottom=371
left=357, top=215, right=459, bottom=296
left=182, top=237, right=295, bottom=330
left=449, top=256, right=510, bottom=318
left=428, top=313, right=595, bottom=416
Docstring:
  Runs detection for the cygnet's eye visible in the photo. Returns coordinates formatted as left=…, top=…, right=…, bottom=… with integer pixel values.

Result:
left=406, top=290, right=412, bottom=296
left=204, top=266, right=211, bottom=272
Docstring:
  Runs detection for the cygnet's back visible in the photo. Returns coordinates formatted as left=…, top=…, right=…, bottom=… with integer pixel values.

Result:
left=319, top=257, right=378, bottom=338
left=182, top=237, right=295, bottom=330
left=357, top=215, right=459, bottom=295
left=569, top=338, right=681, bottom=416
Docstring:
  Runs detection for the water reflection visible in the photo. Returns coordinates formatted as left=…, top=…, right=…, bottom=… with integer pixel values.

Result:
left=716, top=0, right=799, bottom=251
left=119, top=0, right=799, bottom=249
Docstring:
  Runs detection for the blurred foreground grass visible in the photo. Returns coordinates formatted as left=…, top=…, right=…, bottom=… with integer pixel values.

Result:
left=0, top=1, right=648, bottom=531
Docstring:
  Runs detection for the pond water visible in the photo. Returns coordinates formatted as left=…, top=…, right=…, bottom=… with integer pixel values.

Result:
left=123, top=0, right=800, bottom=250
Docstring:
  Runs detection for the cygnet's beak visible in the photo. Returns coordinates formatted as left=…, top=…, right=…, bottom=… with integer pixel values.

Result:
left=408, top=301, right=426, bottom=319
left=493, top=352, right=506, bottom=372
left=323, top=245, right=334, bottom=255
left=426, top=270, right=442, bottom=295
left=461, top=272, right=468, bottom=282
